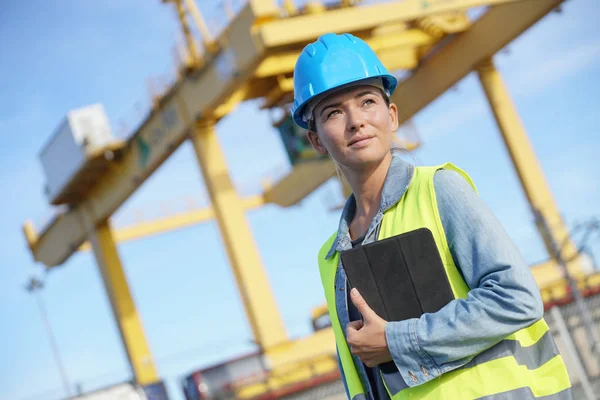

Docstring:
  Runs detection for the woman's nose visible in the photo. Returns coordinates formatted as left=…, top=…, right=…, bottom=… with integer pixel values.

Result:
left=346, top=108, right=365, bottom=132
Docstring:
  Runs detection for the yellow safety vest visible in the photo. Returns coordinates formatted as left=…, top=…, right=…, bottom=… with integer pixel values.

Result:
left=317, top=163, right=571, bottom=399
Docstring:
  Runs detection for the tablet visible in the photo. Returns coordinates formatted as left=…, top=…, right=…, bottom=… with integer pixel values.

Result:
left=340, top=227, right=455, bottom=322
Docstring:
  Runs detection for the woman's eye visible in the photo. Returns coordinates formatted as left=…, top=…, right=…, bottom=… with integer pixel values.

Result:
left=363, top=98, right=376, bottom=106
left=327, top=110, right=341, bottom=119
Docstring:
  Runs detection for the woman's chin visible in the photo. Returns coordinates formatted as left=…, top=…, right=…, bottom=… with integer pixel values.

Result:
left=344, top=147, right=390, bottom=169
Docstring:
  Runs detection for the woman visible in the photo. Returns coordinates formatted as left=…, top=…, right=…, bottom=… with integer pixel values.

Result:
left=291, top=33, right=572, bottom=399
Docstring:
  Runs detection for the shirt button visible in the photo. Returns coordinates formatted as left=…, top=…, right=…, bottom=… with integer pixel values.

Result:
left=421, top=366, right=429, bottom=376
left=408, top=371, right=418, bottom=383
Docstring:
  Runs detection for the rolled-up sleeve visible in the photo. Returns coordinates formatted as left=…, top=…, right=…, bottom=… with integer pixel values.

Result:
left=385, top=168, right=544, bottom=387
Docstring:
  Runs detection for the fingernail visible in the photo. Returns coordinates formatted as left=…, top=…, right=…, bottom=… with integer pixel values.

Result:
left=351, top=288, right=358, bottom=296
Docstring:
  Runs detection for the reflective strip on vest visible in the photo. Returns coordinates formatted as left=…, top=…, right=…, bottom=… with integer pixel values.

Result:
left=381, top=353, right=570, bottom=399
left=317, top=162, right=572, bottom=400
left=376, top=326, right=566, bottom=398
left=464, top=326, right=558, bottom=371
left=477, top=386, right=573, bottom=400
left=380, top=320, right=569, bottom=398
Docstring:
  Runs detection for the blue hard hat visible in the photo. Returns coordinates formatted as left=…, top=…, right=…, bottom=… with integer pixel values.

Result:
left=291, top=32, right=398, bottom=129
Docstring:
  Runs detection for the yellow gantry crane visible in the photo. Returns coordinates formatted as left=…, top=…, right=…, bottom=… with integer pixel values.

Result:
left=21, top=0, right=587, bottom=397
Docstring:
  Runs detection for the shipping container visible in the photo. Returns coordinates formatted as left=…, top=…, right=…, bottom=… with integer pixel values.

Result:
left=182, top=352, right=269, bottom=400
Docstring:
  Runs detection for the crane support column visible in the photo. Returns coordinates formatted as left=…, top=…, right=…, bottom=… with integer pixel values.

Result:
left=89, top=221, right=159, bottom=385
left=475, top=58, right=580, bottom=274
left=189, top=119, right=287, bottom=350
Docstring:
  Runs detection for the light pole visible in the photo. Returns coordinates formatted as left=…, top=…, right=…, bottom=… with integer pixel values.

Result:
left=25, top=276, right=72, bottom=398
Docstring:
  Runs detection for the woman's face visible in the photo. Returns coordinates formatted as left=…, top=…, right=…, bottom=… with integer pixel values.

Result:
left=307, top=85, right=398, bottom=172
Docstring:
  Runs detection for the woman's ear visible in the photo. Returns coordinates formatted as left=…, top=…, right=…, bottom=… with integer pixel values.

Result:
left=388, top=102, right=399, bottom=132
left=307, top=130, right=329, bottom=155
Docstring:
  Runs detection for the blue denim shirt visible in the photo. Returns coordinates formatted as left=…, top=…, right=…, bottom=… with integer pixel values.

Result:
left=328, top=153, right=544, bottom=399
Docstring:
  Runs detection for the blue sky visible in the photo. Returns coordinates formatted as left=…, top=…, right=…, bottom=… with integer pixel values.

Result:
left=1, top=0, right=599, bottom=399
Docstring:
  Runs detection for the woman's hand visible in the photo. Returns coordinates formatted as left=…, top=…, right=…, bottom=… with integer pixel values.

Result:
left=346, top=288, right=393, bottom=367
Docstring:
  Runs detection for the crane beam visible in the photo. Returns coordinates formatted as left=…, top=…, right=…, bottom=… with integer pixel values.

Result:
left=476, top=58, right=581, bottom=277
left=190, top=119, right=287, bottom=349
left=264, top=159, right=336, bottom=207
left=392, top=0, right=563, bottom=124
left=90, top=221, right=159, bottom=385
left=77, top=195, right=265, bottom=252
left=256, top=0, right=530, bottom=48
left=253, top=29, right=438, bottom=80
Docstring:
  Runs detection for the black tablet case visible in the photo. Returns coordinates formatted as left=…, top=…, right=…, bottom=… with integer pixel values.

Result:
left=340, top=227, right=455, bottom=322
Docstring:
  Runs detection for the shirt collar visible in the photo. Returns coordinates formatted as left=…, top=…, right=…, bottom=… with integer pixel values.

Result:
left=324, top=152, right=414, bottom=259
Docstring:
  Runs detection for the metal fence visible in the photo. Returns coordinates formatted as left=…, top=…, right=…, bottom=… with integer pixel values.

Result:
left=545, top=292, right=600, bottom=399
left=281, top=380, right=346, bottom=400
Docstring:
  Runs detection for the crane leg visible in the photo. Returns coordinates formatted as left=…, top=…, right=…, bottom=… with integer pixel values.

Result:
left=89, top=221, right=160, bottom=385
left=189, top=119, right=287, bottom=350
left=475, top=57, right=581, bottom=276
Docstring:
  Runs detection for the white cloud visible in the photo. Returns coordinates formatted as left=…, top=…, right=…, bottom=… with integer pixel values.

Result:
left=415, top=37, right=600, bottom=139
left=514, top=39, right=600, bottom=96
left=417, top=97, right=486, bottom=140
left=554, top=166, right=591, bottom=197
left=549, top=139, right=600, bottom=200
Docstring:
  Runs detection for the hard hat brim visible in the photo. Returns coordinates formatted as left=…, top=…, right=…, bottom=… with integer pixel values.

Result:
left=292, top=74, right=398, bottom=130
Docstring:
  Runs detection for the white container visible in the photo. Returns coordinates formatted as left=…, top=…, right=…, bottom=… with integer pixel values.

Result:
left=67, top=381, right=147, bottom=400
left=39, top=103, right=114, bottom=204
